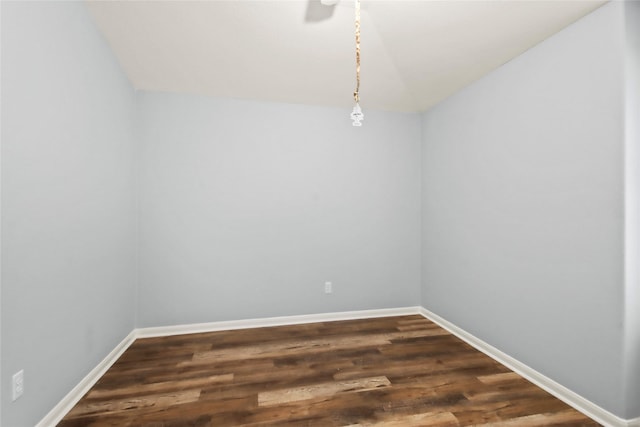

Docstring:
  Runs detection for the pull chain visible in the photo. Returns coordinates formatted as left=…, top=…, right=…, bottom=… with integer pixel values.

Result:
left=354, top=0, right=360, bottom=104
left=350, top=0, right=364, bottom=126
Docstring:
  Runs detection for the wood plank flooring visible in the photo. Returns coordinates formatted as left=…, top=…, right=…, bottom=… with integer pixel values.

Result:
left=58, top=315, right=600, bottom=426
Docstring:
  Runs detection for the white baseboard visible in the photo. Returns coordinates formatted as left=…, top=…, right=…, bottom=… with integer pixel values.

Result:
left=418, top=307, right=633, bottom=427
left=135, top=306, right=422, bottom=338
left=35, top=331, right=136, bottom=427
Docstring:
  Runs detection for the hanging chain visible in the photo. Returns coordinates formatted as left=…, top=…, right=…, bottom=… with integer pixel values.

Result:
left=354, top=0, right=361, bottom=104
left=350, top=0, right=364, bottom=126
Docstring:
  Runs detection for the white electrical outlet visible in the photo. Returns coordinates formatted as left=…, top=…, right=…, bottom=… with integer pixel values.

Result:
left=12, top=370, right=24, bottom=401
left=324, top=281, right=333, bottom=294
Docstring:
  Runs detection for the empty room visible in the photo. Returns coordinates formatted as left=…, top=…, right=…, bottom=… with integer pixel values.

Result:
left=1, top=0, right=639, bottom=426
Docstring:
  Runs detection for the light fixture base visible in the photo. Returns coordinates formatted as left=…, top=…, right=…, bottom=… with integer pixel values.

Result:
left=351, top=103, right=364, bottom=127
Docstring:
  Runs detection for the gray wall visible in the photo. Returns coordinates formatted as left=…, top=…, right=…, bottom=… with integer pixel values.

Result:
left=421, top=1, right=628, bottom=416
left=137, top=92, right=422, bottom=327
left=623, top=0, right=640, bottom=420
left=1, top=3, right=4, bottom=423
left=1, top=2, right=137, bottom=426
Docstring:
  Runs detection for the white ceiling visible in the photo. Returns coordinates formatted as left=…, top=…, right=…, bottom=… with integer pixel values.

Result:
left=87, top=0, right=607, bottom=112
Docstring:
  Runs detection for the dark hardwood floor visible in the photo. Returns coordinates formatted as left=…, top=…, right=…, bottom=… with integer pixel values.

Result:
left=58, top=315, right=600, bottom=426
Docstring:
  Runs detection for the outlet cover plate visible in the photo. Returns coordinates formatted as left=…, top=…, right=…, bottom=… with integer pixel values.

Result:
left=324, top=282, right=333, bottom=294
left=12, top=370, right=24, bottom=401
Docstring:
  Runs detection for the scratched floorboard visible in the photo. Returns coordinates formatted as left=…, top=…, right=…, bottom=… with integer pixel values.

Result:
left=58, top=315, right=600, bottom=426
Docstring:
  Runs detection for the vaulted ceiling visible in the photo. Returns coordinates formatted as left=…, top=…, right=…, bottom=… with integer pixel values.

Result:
left=87, top=0, right=606, bottom=112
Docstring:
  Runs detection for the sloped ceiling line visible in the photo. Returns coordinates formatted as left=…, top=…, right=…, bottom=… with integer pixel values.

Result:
left=87, top=0, right=607, bottom=112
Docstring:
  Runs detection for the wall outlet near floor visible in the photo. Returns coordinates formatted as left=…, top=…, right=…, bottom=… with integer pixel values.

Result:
left=12, top=369, right=24, bottom=401
left=324, top=281, right=333, bottom=294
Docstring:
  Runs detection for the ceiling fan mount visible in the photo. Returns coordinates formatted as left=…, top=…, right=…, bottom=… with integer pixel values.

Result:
left=305, top=0, right=338, bottom=23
